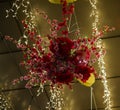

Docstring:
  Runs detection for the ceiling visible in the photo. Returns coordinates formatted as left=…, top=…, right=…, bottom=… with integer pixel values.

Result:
left=0, top=0, right=120, bottom=110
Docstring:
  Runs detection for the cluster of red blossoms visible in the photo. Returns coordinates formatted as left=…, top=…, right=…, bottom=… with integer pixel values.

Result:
left=7, top=33, right=100, bottom=88
left=5, top=0, right=111, bottom=88
left=46, top=37, right=95, bottom=84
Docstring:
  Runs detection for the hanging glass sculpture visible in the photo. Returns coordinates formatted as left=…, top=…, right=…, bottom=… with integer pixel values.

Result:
left=5, top=0, right=114, bottom=109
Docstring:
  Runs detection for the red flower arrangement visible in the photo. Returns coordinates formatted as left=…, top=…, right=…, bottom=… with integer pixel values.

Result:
left=5, top=0, right=114, bottom=89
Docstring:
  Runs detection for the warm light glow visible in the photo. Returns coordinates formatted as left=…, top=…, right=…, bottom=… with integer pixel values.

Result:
left=0, top=93, right=11, bottom=109
left=6, top=0, right=30, bottom=18
left=89, top=0, right=99, bottom=35
left=97, top=40, right=112, bottom=110
left=89, top=0, right=112, bottom=109
left=28, top=105, right=31, bottom=110
left=6, top=0, right=37, bottom=45
left=46, top=86, right=64, bottom=110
